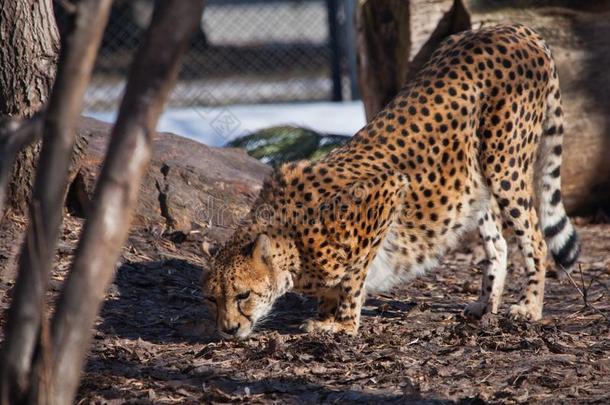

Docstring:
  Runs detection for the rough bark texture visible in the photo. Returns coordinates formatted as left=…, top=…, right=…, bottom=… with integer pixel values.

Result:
left=0, top=0, right=58, bottom=117
left=0, top=115, right=43, bottom=225
left=356, top=0, right=471, bottom=121
left=0, top=0, right=90, bottom=217
left=0, top=0, right=59, bottom=216
left=356, top=0, right=410, bottom=122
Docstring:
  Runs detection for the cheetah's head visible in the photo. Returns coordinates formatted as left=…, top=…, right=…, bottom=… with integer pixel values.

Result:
left=202, top=234, right=290, bottom=339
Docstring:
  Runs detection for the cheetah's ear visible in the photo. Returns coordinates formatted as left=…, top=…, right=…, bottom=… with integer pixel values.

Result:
left=252, top=233, right=273, bottom=267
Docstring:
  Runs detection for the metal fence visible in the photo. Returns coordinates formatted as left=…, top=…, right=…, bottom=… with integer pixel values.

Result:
left=74, top=0, right=358, bottom=111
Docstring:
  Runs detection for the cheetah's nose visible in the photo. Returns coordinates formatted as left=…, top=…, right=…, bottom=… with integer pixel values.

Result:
left=222, top=324, right=240, bottom=336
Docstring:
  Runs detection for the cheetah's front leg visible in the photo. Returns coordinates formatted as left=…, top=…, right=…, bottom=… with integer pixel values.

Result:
left=316, top=290, right=338, bottom=321
left=302, top=274, right=366, bottom=335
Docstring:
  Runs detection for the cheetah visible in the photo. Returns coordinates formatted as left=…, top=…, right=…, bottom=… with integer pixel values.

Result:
left=202, top=24, right=580, bottom=339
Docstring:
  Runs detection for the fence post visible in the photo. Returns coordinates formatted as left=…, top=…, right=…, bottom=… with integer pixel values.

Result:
left=343, top=0, right=359, bottom=100
left=326, top=0, right=342, bottom=102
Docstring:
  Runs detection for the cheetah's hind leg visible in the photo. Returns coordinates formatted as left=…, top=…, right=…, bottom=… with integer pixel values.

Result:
left=464, top=199, right=508, bottom=319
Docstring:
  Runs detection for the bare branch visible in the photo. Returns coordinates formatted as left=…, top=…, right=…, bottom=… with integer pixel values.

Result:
left=0, top=113, right=44, bottom=222
left=0, top=0, right=113, bottom=402
left=27, top=1, right=205, bottom=403
left=560, top=264, right=610, bottom=323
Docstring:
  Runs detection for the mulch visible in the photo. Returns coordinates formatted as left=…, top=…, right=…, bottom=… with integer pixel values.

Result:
left=1, top=214, right=609, bottom=404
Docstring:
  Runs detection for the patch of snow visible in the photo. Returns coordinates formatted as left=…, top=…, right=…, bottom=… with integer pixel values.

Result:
left=85, top=101, right=366, bottom=147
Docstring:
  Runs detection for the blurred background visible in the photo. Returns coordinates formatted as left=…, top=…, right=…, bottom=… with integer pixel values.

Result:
left=56, top=0, right=609, bottom=215
left=66, top=0, right=365, bottom=147
left=74, top=0, right=609, bottom=146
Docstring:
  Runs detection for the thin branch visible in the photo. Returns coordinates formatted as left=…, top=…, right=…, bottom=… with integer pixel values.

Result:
left=0, top=0, right=113, bottom=403
left=559, top=264, right=610, bottom=323
left=0, top=113, right=44, bottom=222
left=28, top=1, right=206, bottom=404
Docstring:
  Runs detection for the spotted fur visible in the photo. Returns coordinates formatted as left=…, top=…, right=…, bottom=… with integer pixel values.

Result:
left=202, top=24, right=580, bottom=338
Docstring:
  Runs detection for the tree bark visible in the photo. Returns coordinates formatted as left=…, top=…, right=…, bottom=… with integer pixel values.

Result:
left=0, top=0, right=58, bottom=117
left=356, top=0, right=410, bottom=122
left=0, top=0, right=89, bottom=218
left=356, top=0, right=471, bottom=121
left=0, top=0, right=59, bottom=216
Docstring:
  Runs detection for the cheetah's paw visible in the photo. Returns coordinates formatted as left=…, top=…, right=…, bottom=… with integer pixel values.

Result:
left=509, top=303, right=542, bottom=321
left=300, top=319, right=358, bottom=335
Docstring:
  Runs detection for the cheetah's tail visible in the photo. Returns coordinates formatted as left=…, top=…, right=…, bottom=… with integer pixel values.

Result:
left=535, top=81, right=580, bottom=273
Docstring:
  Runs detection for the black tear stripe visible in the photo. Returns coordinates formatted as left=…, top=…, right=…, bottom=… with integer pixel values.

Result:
left=237, top=302, right=253, bottom=323
left=544, top=216, right=567, bottom=238
left=553, top=230, right=580, bottom=269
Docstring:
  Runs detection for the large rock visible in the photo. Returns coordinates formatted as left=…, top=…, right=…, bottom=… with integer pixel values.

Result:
left=73, top=117, right=271, bottom=241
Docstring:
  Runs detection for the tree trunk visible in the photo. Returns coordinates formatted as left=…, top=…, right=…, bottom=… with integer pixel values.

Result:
left=0, top=0, right=89, bottom=217
left=0, top=0, right=58, bottom=117
left=356, top=0, right=471, bottom=121
left=0, top=0, right=58, bottom=215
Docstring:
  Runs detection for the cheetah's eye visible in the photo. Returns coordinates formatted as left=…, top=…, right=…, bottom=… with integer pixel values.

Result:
left=236, top=291, right=251, bottom=301
left=205, top=296, right=216, bottom=304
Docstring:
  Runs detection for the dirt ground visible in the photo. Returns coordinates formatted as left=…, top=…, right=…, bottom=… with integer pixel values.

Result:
left=0, top=214, right=609, bottom=404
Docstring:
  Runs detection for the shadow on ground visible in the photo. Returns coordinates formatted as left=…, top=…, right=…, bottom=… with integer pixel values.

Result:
left=98, top=260, right=425, bottom=344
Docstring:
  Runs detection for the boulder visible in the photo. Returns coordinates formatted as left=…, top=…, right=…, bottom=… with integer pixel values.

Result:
left=72, top=116, right=271, bottom=241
